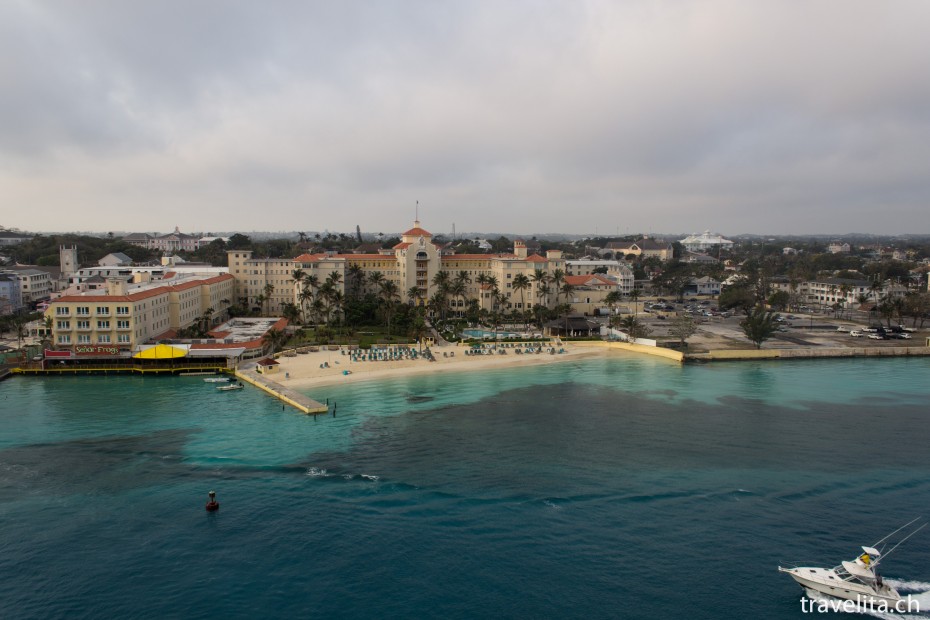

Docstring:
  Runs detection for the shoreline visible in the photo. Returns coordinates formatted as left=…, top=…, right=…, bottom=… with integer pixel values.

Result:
left=261, top=339, right=930, bottom=399
left=264, top=343, right=608, bottom=394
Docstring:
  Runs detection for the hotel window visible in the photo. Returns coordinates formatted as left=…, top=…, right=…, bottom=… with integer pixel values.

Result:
left=117, top=320, right=130, bottom=329
left=57, top=320, right=70, bottom=329
left=77, top=320, right=90, bottom=329
left=96, top=306, right=110, bottom=315
left=58, top=334, right=71, bottom=344
left=117, top=306, right=129, bottom=315
left=76, top=306, right=89, bottom=315
left=98, top=334, right=111, bottom=343
left=56, top=307, right=70, bottom=316
left=77, top=334, right=91, bottom=344
left=97, top=320, right=110, bottom=329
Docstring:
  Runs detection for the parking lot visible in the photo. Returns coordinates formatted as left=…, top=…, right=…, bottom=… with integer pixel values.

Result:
left=627, top=297, right=926, bottom=352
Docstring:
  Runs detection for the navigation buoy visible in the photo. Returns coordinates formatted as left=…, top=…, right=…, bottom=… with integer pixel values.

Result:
left=205, top=490, right=219, bottom=512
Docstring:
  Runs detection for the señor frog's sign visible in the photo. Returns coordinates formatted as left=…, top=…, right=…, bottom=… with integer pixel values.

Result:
left=74, top=345, right=121, bottom=356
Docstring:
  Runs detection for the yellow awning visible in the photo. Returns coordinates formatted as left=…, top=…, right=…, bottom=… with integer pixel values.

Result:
left=133, top=344, right=189, bottom=359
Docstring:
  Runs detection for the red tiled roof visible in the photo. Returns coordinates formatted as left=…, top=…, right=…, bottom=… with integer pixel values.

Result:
left=393, top=242, right=412, bottom=250
left=163, top=271, right=177, bottom=279
left=526, top=254, right=547, bottom=262
left=441, top=254, right=499, bottom=261
left=51, top=274, right=234, bottom=303
left=564, top=274, right=614, bottom=287
left=402, top=226, right=432, bottom=237
left=294, top=253, right=345, bottom=262
left=337, top=253, right=392, bottom=260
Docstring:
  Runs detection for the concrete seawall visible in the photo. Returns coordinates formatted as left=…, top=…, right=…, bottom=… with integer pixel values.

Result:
left=573, top=340, right=685, bottom=362
left=573, top=340, right=930, bottom=363
left=687, top=346, right=930, bottom=362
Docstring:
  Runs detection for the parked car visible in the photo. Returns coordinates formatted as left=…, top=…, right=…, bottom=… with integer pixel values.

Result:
left=888, top=333, right=911, bottom=340
left=849, top=330, right=863, bottom=337
left=867, top=334, right=885, bottom=340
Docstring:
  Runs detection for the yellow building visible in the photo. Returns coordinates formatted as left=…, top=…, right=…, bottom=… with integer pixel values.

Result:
left=47, top=274, right=234, bottom=351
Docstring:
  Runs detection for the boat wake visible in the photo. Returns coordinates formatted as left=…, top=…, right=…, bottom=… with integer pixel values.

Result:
left=306, top=467, right=379, bottom=482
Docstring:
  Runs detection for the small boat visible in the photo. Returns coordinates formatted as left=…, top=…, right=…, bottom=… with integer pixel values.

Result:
left=217, top=383, right=244, bottom=391
left=203, top=377, right=231, bottom=383
left=779, top=518, right=926, bottom=609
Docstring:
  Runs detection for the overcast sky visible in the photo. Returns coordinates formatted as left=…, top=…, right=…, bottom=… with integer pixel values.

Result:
left=3, top=1, right=929, bottom=237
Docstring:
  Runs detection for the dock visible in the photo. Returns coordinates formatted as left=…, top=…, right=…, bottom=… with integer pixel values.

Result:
left=235, top=366, right=328, bottom=414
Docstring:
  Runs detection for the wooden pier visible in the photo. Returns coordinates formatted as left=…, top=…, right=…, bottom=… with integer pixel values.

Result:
left=235, top=368, right=328, bottom=414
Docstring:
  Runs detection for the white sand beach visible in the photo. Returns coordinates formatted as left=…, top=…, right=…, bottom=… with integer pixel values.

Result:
left=267, top=342, right=606, bottom=391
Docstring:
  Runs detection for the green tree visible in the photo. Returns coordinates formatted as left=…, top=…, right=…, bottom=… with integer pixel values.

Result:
left=669, top=314, right=697, bottom=346
left=719, top=285, right=756, bottom=316
left=512, top=273, right=531, bottom=327
left=739, top=306, right=778, bottom=349
left=262, top=328, right=286, bottom=355
left=619, top=315, right=651, bottom=340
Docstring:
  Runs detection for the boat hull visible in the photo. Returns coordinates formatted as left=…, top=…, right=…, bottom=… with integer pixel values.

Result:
left=779, top=567, right=901, bottom=607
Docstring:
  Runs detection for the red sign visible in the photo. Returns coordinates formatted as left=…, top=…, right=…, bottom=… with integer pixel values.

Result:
left=45, top=349, right=72, bottom=358
left=74, top=345, right=121, bottom=356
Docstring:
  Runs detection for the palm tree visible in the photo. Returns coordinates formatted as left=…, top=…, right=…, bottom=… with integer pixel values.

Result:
left=255, top=294, right=266, bottom=316
left=629, top=289, right=641, bottom=316
left=551, top=269, right=565, bottom=303
left=298, top=285, right=314, bottom=324
left=263, top=282, right=275, bottom=315
left=291, top=268, right=307, bottom=301
left=432, top=270, right=451, bottom=322
left=347, top=264, right=365, bottom=300
left=532, top=269, right=550, bottom=307
left=448, top=280, right=466, bottom=318
left=407, top=286, right=422, bottom=306
left=379, top=280, right=400, bottom=334
left=604, top=290, right=622, bottom=327
left=512, top=273, right=530, bottom=327
left=367, top=271, right=385, bottom=296
left=262, top=328, right=286, bottom=355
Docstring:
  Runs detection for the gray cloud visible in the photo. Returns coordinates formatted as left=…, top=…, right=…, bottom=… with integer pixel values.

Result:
left=2, top=0, right=929, bottom=235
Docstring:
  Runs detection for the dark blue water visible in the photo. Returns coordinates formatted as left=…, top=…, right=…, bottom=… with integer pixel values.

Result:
left=2, top=355, right=930, bottom=618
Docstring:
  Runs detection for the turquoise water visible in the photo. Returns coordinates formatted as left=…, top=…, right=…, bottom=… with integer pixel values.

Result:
left=2, top=355, right=930, bottom=618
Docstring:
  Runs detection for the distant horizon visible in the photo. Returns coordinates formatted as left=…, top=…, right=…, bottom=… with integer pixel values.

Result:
left=4, top=225, right=930, bottom=242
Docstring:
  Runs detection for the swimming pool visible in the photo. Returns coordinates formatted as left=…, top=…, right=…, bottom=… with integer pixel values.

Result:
left=462, top=328, right=521, bottom=339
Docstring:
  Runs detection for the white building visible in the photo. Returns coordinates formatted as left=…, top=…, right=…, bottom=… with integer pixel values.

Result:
left=679, top=231, right=734, bottom=253
left=0, top=273, right=22, bottom=313
left=0, top=268, right=55, bottom=305
left=565, top=259, right=634, bottom=293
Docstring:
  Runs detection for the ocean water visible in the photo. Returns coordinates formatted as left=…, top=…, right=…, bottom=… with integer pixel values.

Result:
left=2, top=353, right=930, bottom=619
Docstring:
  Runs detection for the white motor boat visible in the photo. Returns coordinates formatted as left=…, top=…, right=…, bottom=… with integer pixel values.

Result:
left=779, top=518, right=925, bottom=608
left=203, top=377, right=231, bottom=383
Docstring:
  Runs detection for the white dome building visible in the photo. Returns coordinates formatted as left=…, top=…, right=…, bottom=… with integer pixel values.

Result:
left=680, top=230, right=734, bottom=253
